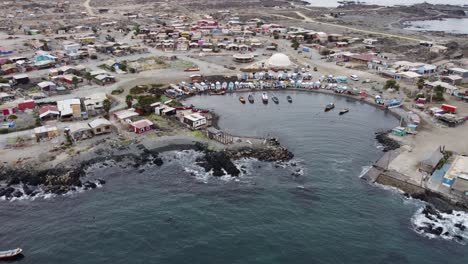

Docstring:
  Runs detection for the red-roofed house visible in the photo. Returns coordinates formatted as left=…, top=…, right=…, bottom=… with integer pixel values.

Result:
left=130, top=119, right=154, bottom=134
left=345, top=53, right=378, bottom=64
left=38, top=105, right=59, bottom=120
left=18, top=100, right=36, bottom=111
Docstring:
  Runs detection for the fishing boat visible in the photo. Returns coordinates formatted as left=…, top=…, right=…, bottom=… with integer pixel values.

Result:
left=339, top=108, right=349, bottom=115
left=272, top=93, right=279, bottom=104
left=239, top=96, right=246, bottom=104
left=262, top=92, right=268, bottom=104
left=209, top=90, right=226, bottom=96
left=0, top=248, right=22, bottom=260
left=184, top=67, right=200, bottom=72
left=324, top=103, right=335, bottom=111
left=287, top=95, right=293, bottom=103
left=248, top=93, right=254, bottom=103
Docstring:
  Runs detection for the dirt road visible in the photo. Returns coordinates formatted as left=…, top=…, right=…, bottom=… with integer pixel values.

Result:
left=269, top=11, right=426, bottom=43
left=83, top=0, right=95, bottom=16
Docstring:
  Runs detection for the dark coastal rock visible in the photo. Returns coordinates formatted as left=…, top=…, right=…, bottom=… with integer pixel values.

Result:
left=22, top=185, right=33, bottom=196
left=153, top=157, right=164, bottom=166
left=454, top=235, right=464, bottom=242
left=454, top=223, right=466, bottom=231
left=226, top=146, right=294, bottom=162
left=375, top=131, right=400, bottom=152
left=83, top=181, right=97, bottom=189
left=430, top=226, right=444, bottom=236
left=97, top=179, right=106, bottom=185
left=1, top=187, right=15, bottom=198
left=422, top=205, right=444, bottom=220
left=12, top=190, right=23, bottom=198
left=197, top=151, right=240, bottom=177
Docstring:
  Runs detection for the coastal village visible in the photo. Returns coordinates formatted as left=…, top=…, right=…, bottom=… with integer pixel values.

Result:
left=0, top=0, right=468, bottom=248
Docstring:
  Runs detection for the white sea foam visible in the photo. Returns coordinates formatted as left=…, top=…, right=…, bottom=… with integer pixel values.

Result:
left=1, top=179, right=104, bottom=202
left=358, top=165, right=373, bottom=178
left=411, top=207, right=468, bottom=244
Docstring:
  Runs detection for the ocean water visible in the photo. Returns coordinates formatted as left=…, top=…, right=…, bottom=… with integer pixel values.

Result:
left=305, top=0, right=468, bottom=7
left=1, top=91, right=467, bottom=263
left=405, top=18, right=468, bottom=34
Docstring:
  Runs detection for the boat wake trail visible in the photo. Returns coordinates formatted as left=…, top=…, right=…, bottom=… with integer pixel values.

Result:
left=411, top=206, right=468, bottom=244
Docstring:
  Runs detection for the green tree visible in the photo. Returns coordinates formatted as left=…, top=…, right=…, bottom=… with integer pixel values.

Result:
left=383, top=79, right=400, bottom=91
left=291, top=40, right=300, bottom=50
left=125, top=95, right=133, bottom=108
left=134, top=25, right=140, bottom=35
left=7, top=114, right=17, bottom=120
left=84, top=72, right=93, bottom=84
left=416, top=77, right=425, bottom=90
left=72, top=76, right=79, bottom=89
left=103, top=99, right=111, bottom=115
left=433, top=85, right=445, bottom=102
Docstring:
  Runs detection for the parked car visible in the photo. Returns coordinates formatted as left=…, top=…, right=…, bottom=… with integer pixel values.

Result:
left=350, top=75, right=359, bottom=81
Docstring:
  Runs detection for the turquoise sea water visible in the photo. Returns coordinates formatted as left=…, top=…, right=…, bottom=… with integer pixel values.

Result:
left=1, top=91, right=467, bottom=263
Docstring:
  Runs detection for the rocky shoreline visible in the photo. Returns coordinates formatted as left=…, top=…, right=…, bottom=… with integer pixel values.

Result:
left=0, top=138, right=293, bottom=200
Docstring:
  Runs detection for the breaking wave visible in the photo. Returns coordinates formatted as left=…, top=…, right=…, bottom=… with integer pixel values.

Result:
left=411, top=207, right=468, bottom=244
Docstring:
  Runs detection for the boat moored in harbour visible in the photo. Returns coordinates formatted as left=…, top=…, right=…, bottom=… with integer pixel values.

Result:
left=239, top=96, right=246, bottom=104
left=339, top=108, right=349, bottom=115
left=262, top=92, right=268, bottom=104
left=272, top=93, right=279, bottom=104
left=0, top=248, right=23, bottom=260
left=210, top=90, right=226, bottom=96
left=248, top=93, right=254, bottom=103
left=325, top=103, right=335, bottom=111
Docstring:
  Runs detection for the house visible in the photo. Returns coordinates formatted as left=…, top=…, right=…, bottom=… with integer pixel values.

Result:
left=0, top=92, right=15, bottom=102
left=38, top=81, right=57, bottom=92
left=430, top=45, right=448, bottom=54
left=57, top=98, right=82, bottom=119
left=183, top=113, right=207, bottom=129
left=0, top=83, right=10, bottom=92
left=94, top=74, right=115, bottom=85
left=1, top=107, right=16, bottom=119
left=130, top=119, right=154, bottom=134
left=0, top=46, right=14, bottom=56
left=84, top=93, right=107, bottom=111
left=34, top=125, right=59, bottom=141
left=114, top=109, right=139, bottom=122
left=441, top=75, right=463, bottom=86
left=445, top=156, right=468, bottom=196
left=447, top=68, right=468, bottom=84
left=152, top=103, right=176, bottom=116
left=419, top=149, right=444, bottom=174
left=12, top=74, right=29, bottom=85
left=68, top=123, right=93, bottom=141
left=63, top=42, right=81, bottom=56
left=426, top=81, right=459, bottom=95
left=396, top=71, right=421, bottom=83
left=17, top=100, right=36, bottom=111
left=344, top=53, right=378, bottom=64
left=418, top=64, right=437, bottom=76
left=363, top=38, right=378, bottom=45
left=38, top=105, right=59, bottom=120
left=34, top=52, right=57, bottom=66
left=88, top=118, right=113, bottom=135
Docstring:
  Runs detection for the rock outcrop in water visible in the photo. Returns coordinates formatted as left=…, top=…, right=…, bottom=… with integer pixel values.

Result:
left=0, top=144, right=164, bottom=199
left=375, top=131, right=400, bottom=152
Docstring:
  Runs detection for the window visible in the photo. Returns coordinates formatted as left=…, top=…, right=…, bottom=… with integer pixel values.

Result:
left=96, top=128, right=101, bottom=133
left=105, top=126, right=110, bottom=130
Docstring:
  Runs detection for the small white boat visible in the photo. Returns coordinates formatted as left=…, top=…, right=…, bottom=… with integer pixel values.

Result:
left=0, top=248, right=22, bottom=260
left=262, top=92, right=268, bottom=104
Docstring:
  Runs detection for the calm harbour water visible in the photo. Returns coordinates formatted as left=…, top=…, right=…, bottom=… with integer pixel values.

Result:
left=405, top=18, right=468, bottom=35
left=1, top=91, right=467, bottom=263
left=305, top=0, right=468, bottom=7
